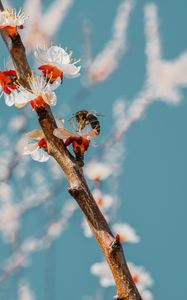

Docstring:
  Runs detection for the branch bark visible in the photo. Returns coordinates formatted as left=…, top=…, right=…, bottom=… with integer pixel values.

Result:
left=0, top=3, right=143, bottom=299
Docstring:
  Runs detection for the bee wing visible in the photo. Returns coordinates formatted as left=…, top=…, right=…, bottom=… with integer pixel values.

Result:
left=87, top=110, right=105, bottom=117
left=68, top=116, right=76, bottom=126
left=53, top=128, right=74, bottom=140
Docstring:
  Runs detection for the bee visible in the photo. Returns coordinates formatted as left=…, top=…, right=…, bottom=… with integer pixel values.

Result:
left=71, top=110, right=101, bottom=137
left=54, top=111, right=101, bottom=160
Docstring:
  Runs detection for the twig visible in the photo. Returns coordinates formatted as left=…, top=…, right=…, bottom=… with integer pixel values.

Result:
left=0, top=2, right=142, bottom=299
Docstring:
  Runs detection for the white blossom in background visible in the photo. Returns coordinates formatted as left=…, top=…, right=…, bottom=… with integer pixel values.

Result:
left=90, top=261, right=114, bottom=288
left=112, top=3, right=187, bottom=141
left=90, top=260, right=153, bottom=299
left=46, top=200, right=77, bottom=240
left=2, top=252, right=28, bottom=280
left=128, top=262, right=154, bottom=294
left=112, top=223, right=140, bottom=243
left=141, top=289, right=154, bottom=300
left=85, top=0, right=135, bottom=85
left=0, top=180, right=51, bottom=244
left=1, top=201, right=78, bottom=279
left=85, top=161, right=112, bottom=182
left=145, top=3, right=187, bottom=104
left=18, top=280, right=35, bottom=300
left=23, top=0, right=74, bottom=51
left=0, top=182, right=12, bottom=203
left=93, top=189, right=113, bottom=210
left=9, top=115, right=27, bottom=132
left=40, top=0, right=74, bottom=37
left=0, top=196, right=20, bottom=243
left=105, top=140, right=126, bottom=176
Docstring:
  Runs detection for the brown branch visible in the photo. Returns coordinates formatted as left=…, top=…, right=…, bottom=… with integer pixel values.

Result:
left=0, top=4, right=143, bottom=299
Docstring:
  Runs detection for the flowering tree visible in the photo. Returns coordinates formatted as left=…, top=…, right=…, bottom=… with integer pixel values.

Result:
left=0, top=2, right=144, bottom=300
left=1, top=1, right=186, bottom=300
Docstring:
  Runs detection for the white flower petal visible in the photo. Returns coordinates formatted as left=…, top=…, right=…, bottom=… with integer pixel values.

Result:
left=61, top=64, right=81, bottom=78
left=48, top=46, right=70, bottom=64
left=23, top=143, right=39, bottom=155
left=34, top=45, right=81, bottom=79
left=4, top=93, right=15, bottom=107
left=14, top=75, right=58, bottom=108
left=34, top=47, right=49, bottom=65
left=14, top=90, right=31, bottom=104
left=0, top=9, right=27, bottom=27
left=26, top=129, right=44, bottom=140
left=50, top=77, right=61, bottom=91
left=31, top=149, right=49, bottom=162
left=42, top=91, right=57, bottom=106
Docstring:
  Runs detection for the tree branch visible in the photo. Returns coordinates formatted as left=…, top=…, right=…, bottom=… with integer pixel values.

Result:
left=0, top=3, right=142, bottom=299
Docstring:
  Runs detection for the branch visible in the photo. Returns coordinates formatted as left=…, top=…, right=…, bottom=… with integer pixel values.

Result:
left=0, top=3, right=142, bottom=299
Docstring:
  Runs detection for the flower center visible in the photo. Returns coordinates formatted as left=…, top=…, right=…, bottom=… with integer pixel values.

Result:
left=30, top=96, right=46, bottom=110
left=65, top=136, right=90, bottom=157
left=38, top=138, right=47, bottom=149
left=97, top=197, right=104, bottom=207
left=39, top=65, right=63, bottom=83
left=133, top=274, right=139, bottom=284
left=5, top=26, right=18, bottom=37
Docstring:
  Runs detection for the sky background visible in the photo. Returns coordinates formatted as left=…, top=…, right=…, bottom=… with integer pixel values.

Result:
left=0, top=0, right=187, bottom=299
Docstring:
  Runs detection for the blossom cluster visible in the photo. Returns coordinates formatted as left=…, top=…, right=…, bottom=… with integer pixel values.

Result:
left=0, top=8, right=89, bottom=162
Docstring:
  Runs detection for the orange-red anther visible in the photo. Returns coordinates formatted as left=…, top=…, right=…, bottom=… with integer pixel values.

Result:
left=39, top=65, right=63, bottom=83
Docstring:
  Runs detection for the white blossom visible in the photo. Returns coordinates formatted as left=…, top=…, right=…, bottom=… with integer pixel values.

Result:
left=23, top=129, right=49, bottom=163
left=85, top=161, right=112, bottom=182
left=112, top=223, right=140, bottom=243
left=34, top=45, right=81, bottom=79
left=0, top=8, right=27, bottom=28
left=18, top=280, right=35, bottom=300
left=14, top=75, right=59, bottom=107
